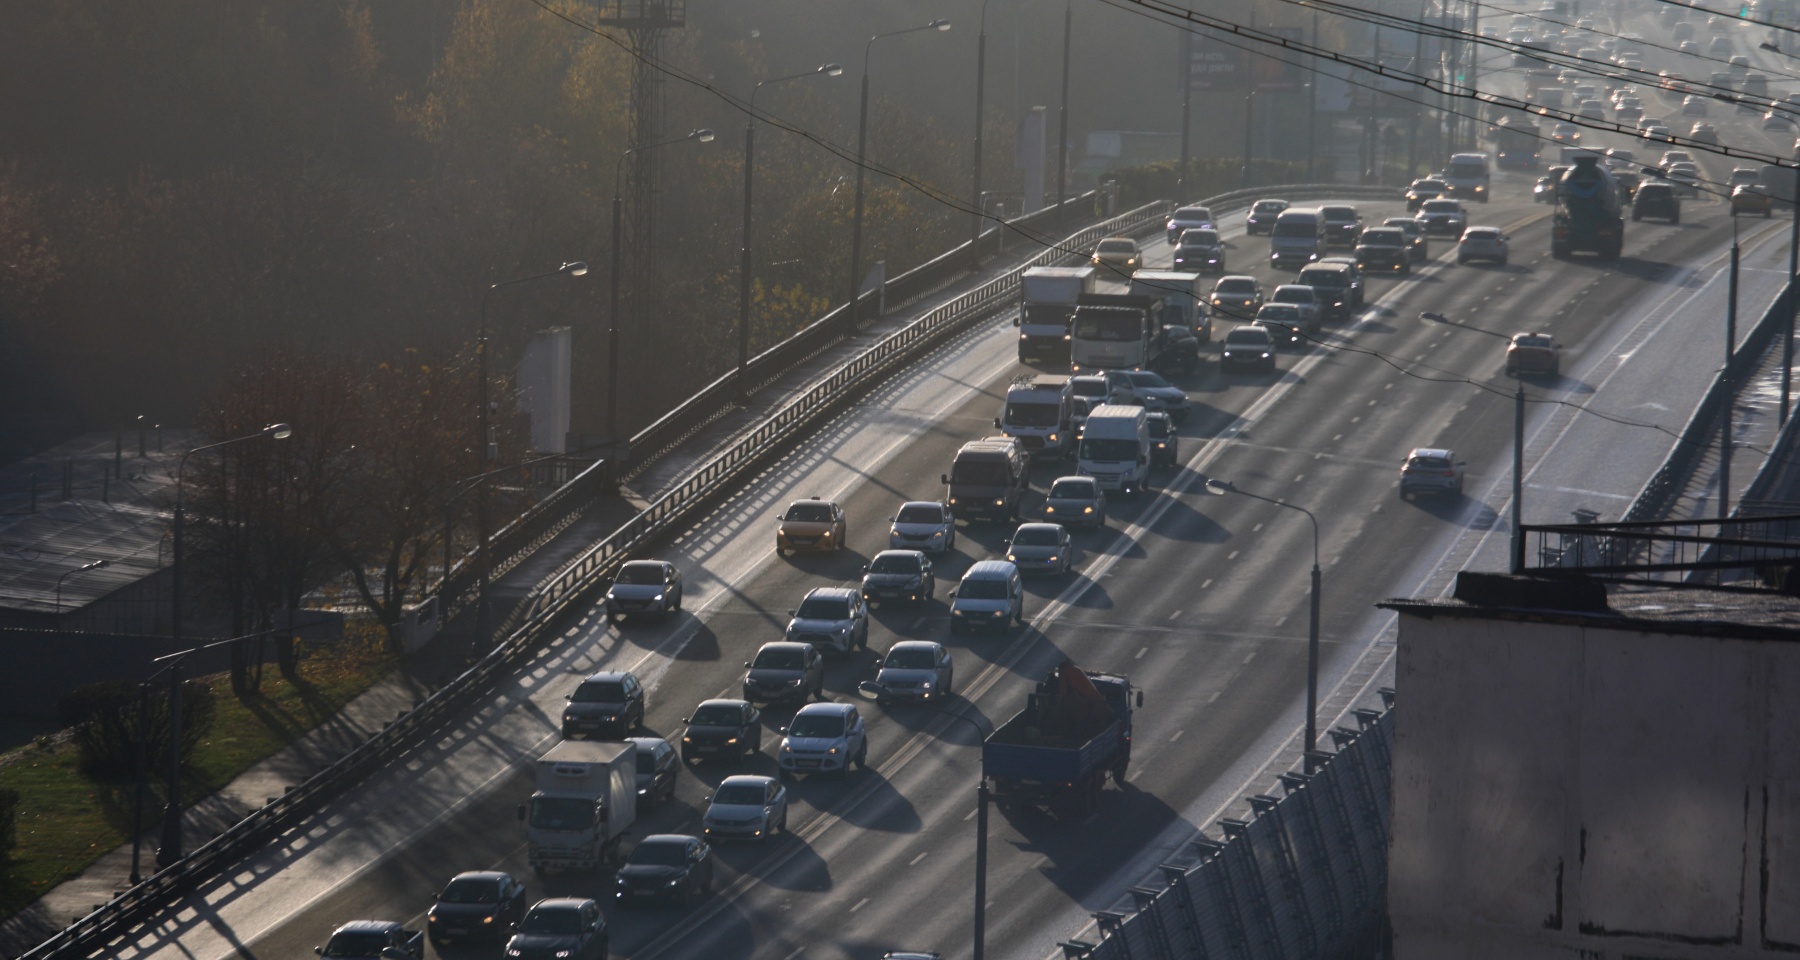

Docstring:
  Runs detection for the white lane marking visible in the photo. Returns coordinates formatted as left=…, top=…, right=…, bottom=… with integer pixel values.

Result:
left=1243, top=651, right=1257, bottom=664
left=1202, top=578, right=1213, bottom=588
left=1169, top=730, right=1184, bottom=742
left=1136, top=646, right=1149, bottom=658
left=851, top=898, right=869, bottom=913
left=1227, top=550, right=1239, bottom=560
left=910, top=851, right=930, bottom=866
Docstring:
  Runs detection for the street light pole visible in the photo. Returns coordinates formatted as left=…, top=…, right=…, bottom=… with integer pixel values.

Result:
left=849, top=21, right=952, bottom=330
left=1055, top=0, right=1072, bottom=218
left=1178, top=30, right=1193, bottom=203
left=972, top=1, right=994, bottom=268
left=478, top=261, right=588, bottom=649
left=1202, top=481, right=1321, bottom=768
left=1241, top=90, right=1257, bottom=188
left=54, top=558, right=107, bottom=621
left=163, top=422, right=291, bottom=866
left=1723, top=225, right=1740, bottom=520
left=1421, top=311, right=1527, bottom=571
left=857, top=681, right=989, bottom=960
left=742, top=66, right=842, bottom=400
left=609, top=129, right=714, bottom=447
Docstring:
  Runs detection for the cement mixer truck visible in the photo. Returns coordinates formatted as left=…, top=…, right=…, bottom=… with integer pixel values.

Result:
left=1551, top=154, right=1624, bottom=260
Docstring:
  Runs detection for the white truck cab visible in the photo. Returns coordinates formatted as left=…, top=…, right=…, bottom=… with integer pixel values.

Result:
left=1077, top=404, right=1151, bottom=496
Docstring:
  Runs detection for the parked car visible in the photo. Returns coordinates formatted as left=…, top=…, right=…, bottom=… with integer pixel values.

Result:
left=1244, top=198, right=1289, bottom=235
left=504, top=899, right=607, bottom=960
left=427, top=872, right=529, bottom=949
left=680, top=699, right=762, bottom=764
left=1171, top=228, right=1226, bottom=272
left=888, top=500, right=955, bottom=553
left=625, top=736, right=680, bottom=810
left=703, top=775, right=789, bottom=840
left=1091, top=236, right=1142, bottom=275
left=615, top=835, right=713, bottom=906
left=562, top=670, right=647, bottom=739
left=1399, top=447, right=1465, bottom=498
left=776, top=497, right=846, bottom=555
left=786, top=587, right=869, bottom=654
left=1005, top=521, right=1074, bottom=576
left=1208, top=275, right=1263, bottom=319
left=1043, top=475, right=1107, bottom=527
left=742, top=641, right=826, bottom=704
left=1456, top=226, right=1509, bottom=265
left=1505, top=332, right=1561, bottom=376
left=1732, top=184, right=1773, bottom=217
left=873, top=640, right=956, bottom=700
left=1220, top=325, right=1278, bottom=373
left=604, top=560, right=682, bottom=623
left=1632, top=180, right=1681, bottom=222
left=777, top=701, right=869, bottom=777
left=860, top=549, right=936, bottom=606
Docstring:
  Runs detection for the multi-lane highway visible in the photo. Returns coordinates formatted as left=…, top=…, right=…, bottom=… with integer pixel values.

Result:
left=103, top=6, right=1800, bottom=960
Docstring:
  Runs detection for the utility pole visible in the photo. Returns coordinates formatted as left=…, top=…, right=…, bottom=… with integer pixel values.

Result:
left=1055, top=0, right=1072, bottom=219
left=1178, top=30, right=1193, bottom=201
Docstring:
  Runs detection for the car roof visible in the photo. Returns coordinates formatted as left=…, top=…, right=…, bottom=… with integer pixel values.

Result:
left=889, top=639, right=945, bottom=653
left=718, top=773, right=778, bottom=786
left=1013, top=522, right=1065, bottom=534
left=636, top=833, right=698, bottom=848
left=897, top=500, right=947, bottom=511
left=753, top=641, right=811, bottom=653
left=1301, top=261, right=1351, bottom=272
left=963, top=559, right=1020, bottom=578
left=581, top=670, right=634, bottom=684
left=802, top=586, right=858, bottom=602
left=335, top=920, right=403, bottom=934
left=528, top=898, right=594, bottom=911
left=1051, top=474, right=1097, bottom=485
left=625, top=735, right=672, bottom=753
left=871, top=548, right=929, bottom=562
left=1409, top=447, right=1454, bottom=459
left=794, top=701, right=856, bottom=717
left=621, top=559, right=670, bottom=570
left=448, top=870, right=513, bottom=883
left=696, top=697, right=751, bottom=709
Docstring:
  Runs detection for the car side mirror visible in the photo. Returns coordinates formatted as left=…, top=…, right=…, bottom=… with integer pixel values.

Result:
left=682, top=718, right=691, bottom=724
left=778, top=726, right=788, bottom=735
left=940, top=474, right=951, bottom=485
left=744, top=661, right=752, bottom=668
left=565, top=694, right=574, bottom=701
left=1012, top=313, right=1021, bottom=327
left=787, top=610, right=796, bottom=617
left=994, top=417, right=1003, bottom=429
left=1137, top=690, right=1145, bottom=707
left=948, top=590, right=958, bottom=598
left=314, top=950, right=324, bottom=957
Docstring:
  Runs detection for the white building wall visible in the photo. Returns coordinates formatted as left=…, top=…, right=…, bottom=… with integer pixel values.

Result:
left=1390, top=612, right=1800, bottom=959
left=517, top=326, right=571, bottom=454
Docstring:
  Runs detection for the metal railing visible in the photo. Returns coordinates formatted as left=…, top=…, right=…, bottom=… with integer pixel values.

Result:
left=21, top=181, right=1386, bottom=959
left=1067, top=705, right=1395, bottom=960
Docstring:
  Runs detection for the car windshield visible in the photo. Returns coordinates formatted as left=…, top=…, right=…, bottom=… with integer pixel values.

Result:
left=1258, top=306, right=1301, bottom=322
left=868, top=554, right=922, bottom=575
left=784, top=503, right=833, bottom=522
left=616, top=562, right=665, bottom=584
left=796, top=596, right=850, bottom=620
left=689, top=704, right=743, bottom=726
left=1359, top=230, right=1403, bottom=245
left=1081, top=438, right=1140, bottom=460
left=441, top=877, right=502, bottom=904
left=1465, top=230, right=1500, bottom=240
left=518, top=907, right=583, bottom=935
left=1516, top=335, right=1554, bottom=349
left=1253, top=201, right=1285, bottom=213
left=957, top=577, right=1011, bottom=600
left=895, top=503, right=945, bottom=524
left=1226, top=329, right=1271, bottom=345
left=1127, top=372, right=1172, bottom=389
left=753, top=646, right=806, bottom=669
left=528, top=796, right=595, bottom=830
left=1215, top=279, right=1256, bottom=295
left=629, top=840, right=689, bottom=866
left=885, top=646, right=941, bottom=668
left=1005, top=401, right=1061, bottom=426
left=1072, top=313, right=1140, bottom=341
left=1298, top=269, right=1342, bottom=287
left=1174, top=206, right=1212, bottom=221
left=1147, top=418, right=1170, bottom=438
left=1422, top=200, right=1461, bottom=213
left=572, top=680, right=627, bottom=704
left=1097, top=239, right=1135, bottom=253
left=1321, top=207, right=1356, bottom=221
left=788, top=714, right=845, bottom=737
left=323, top=934, right=393, bottom=957
left=1012, top=526, right=1061, bottom=546
left=635, top=749, right=661, bottom=773
left=1272, top=288, right=1312, bottom=303
left=1180, top=230, right=1219, bottom=246
left=713, top=783, right=767, bottom=804
left=1049, top=479, right=1095, bottom=499
left=1273, top=219, right=1318, bottom=237
left=951, top=460, right=1011, bottom=485
left=1408, top=455, right=1452, bottom=470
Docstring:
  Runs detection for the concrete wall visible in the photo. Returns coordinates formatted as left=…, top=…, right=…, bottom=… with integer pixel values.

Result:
left=1390, top=614, right=1800, bottom=958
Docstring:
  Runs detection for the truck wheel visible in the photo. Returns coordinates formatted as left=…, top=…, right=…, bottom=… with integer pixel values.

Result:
left=1113, top=762, right=1129, bottom=787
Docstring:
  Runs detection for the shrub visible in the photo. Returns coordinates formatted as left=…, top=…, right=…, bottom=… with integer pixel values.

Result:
left=60, top=678, right=216, bottom=781
left=1107, top=158, right=1309, bottom=209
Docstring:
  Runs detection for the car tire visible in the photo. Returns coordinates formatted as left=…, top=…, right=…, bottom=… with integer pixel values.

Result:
left=943, top=672, right=954, bottom=697
left=562, top=725, right=577, bottom=740
left=682, top=749, right=695, bottom=764
left=854, top=745, right=868, bottom=771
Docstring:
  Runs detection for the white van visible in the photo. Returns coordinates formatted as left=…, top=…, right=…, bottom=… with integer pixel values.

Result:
left=949, top=560, right=1025, bottom=635
left=1269, top=209, right=1326, bottom=268
left=1078, top=404, right=1151, bottom=496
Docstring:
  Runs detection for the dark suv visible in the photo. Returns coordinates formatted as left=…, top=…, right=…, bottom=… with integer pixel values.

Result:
left=505, top=899, right=606, bottom=960
left=1354, top=227, right=1411, bottom=274
left=1631, top=181, right=1681, bottom=223
left=1319, top=205, right=1363, bottom=248
left=562, top=671, right=646, bottom=739
left=1297, top=262, right=1361, bottom=321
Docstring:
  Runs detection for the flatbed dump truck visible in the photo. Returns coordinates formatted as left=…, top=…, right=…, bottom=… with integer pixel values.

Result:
left=982, top=662, right=1141, bottom=817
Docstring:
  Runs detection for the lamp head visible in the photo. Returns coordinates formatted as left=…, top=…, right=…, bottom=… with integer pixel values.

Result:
left=691, top=128, right=716, bottom=143
left=562, top=261, right=590, bottom=277
left=1419, top=311, right=1447, bottom=324
left=264, top=423, right=294, bottom=440
left=82, top=559, right=108, bottom=572
left=930, top=18, right=952, bottom=30
left=820, top=63, right=844, bottom=77
left=1762, top=41, right=1781, bottom=52
left=1202, top=478, right=1234, bottom=496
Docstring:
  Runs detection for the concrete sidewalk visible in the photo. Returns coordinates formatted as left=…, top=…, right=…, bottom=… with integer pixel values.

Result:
left=0, top=212, right=1086, bottom=954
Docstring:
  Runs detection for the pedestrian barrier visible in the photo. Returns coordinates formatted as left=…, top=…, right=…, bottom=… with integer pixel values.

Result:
left=20, top=182, right=1390, bottom=960
left=1067, top=706, right=1394, bottom=960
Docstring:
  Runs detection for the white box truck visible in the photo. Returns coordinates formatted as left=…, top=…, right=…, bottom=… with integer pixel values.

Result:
left=518, top=740, right=636, bottom=874
left=1017, top=266, right=1098, bottom=363
left=1129, top=270, right=1211, bottom=342
left=995, top=375, right=1073, bottom=458
left=1078, top=404, right=1151, bottom=496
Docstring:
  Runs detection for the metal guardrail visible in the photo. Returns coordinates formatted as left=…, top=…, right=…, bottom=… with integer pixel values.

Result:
left=1070, top=706, right=1394, bottom=960
left=21, top=181, right=1386, bottom=960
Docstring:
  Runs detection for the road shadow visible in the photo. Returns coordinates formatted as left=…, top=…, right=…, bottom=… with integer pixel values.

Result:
left=996, top=780, right=1189, bottom=902
left=1138, top=493, right=1232, bottom=544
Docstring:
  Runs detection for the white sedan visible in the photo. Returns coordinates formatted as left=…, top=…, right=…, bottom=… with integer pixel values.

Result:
left=1457, top=227, right=1509, bottom=266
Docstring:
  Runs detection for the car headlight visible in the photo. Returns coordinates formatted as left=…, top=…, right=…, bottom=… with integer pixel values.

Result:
left=919, top=681, right=933, bottom=690
left=1045, top=505, right=1055, bottom=513
left=890, top=526, right=901, bottom=538
left=1046, top=556, right=1058, bottom=563
left=953, top=608, right=966, bottom=617
left=682, top=735, right=692, bottom=743
left=726, top=737, right=738, bottom=744
left=556, top=951, right=574, bottom=958
left=1047, top=433, right=1058, bottom=442
left=1007, top=554, right=1018, bottom=562
left=667, top=878, right=683, bottom=886
left=1083, top=506, right=1094, bottom=514
left=992, top=609, right=1006, bottom=617
left=994, top=499, right=1004, bottom=507
left=821, top=529, right=831, bottom=539
left=828, top=745, right=840, bottom=754
left=483, top=916, right=495, bottom=925
left=604, top=591, right=616, bottom=602
left=653, top=593, right=664, bottom=603
left=1261, top=352, right=1271, bottom=358
left=508, top=951, right=523, bottom=958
